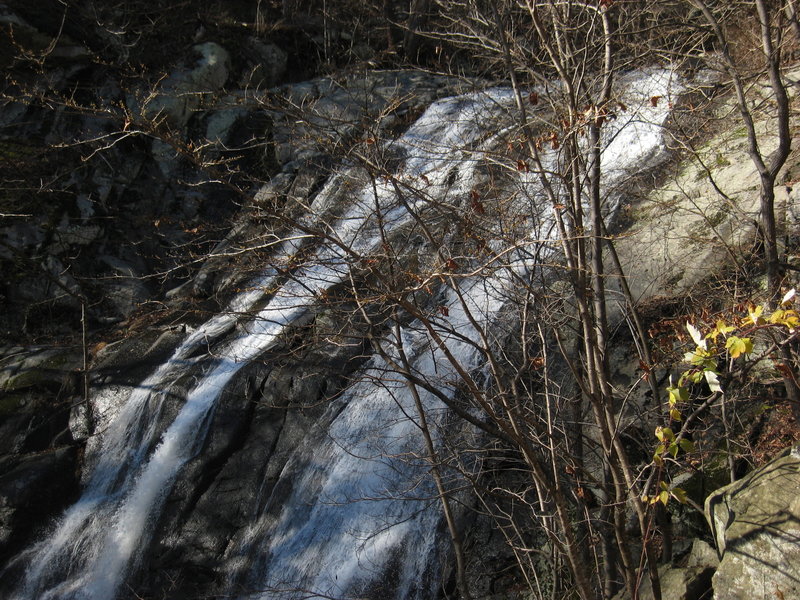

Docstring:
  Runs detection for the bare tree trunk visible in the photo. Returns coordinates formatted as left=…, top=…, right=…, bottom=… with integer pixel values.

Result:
left=391, top=320, right=473, bottom=600
left=404, top=0, right=431, bottom=60
left=81, top=300, right=93, bottom=435
left=689, top=0, right=792, bottom=302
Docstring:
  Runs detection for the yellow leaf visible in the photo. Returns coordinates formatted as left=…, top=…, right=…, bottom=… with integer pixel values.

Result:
left=771, top=309, right=800, bottom=330
left=707, top=320, right=735, bottom=343
left=742, top=305, right=765, bottom=326
left=725, top=336, right=753, bottom=359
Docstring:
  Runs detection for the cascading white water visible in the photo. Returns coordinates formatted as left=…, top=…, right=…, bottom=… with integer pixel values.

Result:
left=10, top=68, right=681, bottom=600
left=8, top=86, right=520, bottom=600
left=226, top=265, right=544, bottom=600
left=222, top=90, right=528, bottom=600
left=226, top=68, right=685, bottom=600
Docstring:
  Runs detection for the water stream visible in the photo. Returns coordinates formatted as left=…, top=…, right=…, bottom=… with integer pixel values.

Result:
left=10, top=69, right=681, bottom=600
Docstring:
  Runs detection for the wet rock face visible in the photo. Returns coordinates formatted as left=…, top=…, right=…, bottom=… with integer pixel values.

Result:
left=0, top=447, right=80, bottom=570
left=63, top=309, right=372, bottom=600
left=2, top=335, right=351, bottom=586
left=0, top=347, right=84, bottom=455
left=135, top=42, right=231, bottom=129
left=0, top=346, right=84, bottom=580
left=706, top=447, right=800, bottom=600
left=0, top=0, right=459, bottom=342
left=0, top=17, right=244, bottom=340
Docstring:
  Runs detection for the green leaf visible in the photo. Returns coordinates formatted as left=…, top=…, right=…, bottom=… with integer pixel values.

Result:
left=668, top=443, right=679, bottom=458
left=671, top=487, right=689, bottom=504
left=685, top=346, right=717, bottom=370
left=679, top=438, right=695, bottom=453
left=689, top=370, right=705, bottom=384
left=655, top=444, right=666, bottom=456
left=670, top=408, right=682, bottom=421
left=659, top=490, right=670, bottom=505
left=667, top=385, right=689, bottom=406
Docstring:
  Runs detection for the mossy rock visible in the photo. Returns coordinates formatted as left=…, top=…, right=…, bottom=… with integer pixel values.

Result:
left=0, top=393, right=26, bottom=419
left=0, top=348, right=81, bottom=394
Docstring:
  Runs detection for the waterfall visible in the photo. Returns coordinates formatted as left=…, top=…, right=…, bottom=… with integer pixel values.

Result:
left=224, top=68, right=684, bottom=600
left=9, top=69, right=681, bottom=600
left=225, top=263, right=542, bottom=600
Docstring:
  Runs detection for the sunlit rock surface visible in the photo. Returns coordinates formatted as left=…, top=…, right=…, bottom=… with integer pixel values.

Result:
left=706, top=446, right=800, bottom=600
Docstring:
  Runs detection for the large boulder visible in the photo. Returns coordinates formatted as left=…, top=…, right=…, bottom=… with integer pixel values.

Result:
left=138, top=42, right=231, bottom=129
left=240, top=39, right=288, bottom=89
left=706, top=446, right=800, bottom=600
left=611, top=540, right=718, bottom=600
